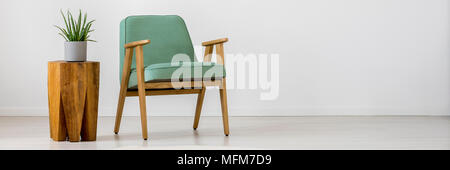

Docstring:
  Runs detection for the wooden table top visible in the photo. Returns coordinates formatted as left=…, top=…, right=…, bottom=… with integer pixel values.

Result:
left=48, top=60, right=100, bottom=64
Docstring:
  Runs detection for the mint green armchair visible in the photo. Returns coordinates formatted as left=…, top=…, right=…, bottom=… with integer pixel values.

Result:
left=114, top=15, right=229, bottom=140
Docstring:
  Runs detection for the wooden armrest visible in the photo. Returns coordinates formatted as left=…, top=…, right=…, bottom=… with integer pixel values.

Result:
left=202, top=38, right=228, bottom=46
left=124, top=40, right=151, bottom=48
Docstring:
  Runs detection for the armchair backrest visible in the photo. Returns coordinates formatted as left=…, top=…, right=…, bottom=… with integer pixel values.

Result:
left=119, top=15, right=196, bottom=78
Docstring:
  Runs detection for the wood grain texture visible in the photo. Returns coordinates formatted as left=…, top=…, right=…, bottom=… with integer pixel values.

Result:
left=214, top=39, right=229, bottom=135
left=143, top=80, right=222, bottom=89
left=48, top=61, right=100, bottom=142
left=126, top=89, right=201, bottom=96
left=60, top=62, right=87, bottom=142
left=216, top=43, right=225, bottom=65
left=202, top=38, right=228, bottom=46
left=193, top=87, right=206, bottom=129
left=136, top=46, right=149, bottom=140
left=124, top=40, right=151, bottom=48
left=192, top=42, right=217, bottom=130
left=81, top=62, right=100, bottom=141
left=219, top=78, right=230, bottom=136
left=48, top=63, right=67, bottom=141
left=114, top=48, right=134, bottom=134
left=203, top=45, right=214, bottom=62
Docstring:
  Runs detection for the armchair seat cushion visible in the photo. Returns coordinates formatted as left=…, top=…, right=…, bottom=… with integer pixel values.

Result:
left=128, top=62, right=226, bottom=88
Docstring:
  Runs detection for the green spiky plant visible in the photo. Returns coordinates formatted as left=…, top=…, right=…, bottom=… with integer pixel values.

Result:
left=55, top=10, right=95, bottom=42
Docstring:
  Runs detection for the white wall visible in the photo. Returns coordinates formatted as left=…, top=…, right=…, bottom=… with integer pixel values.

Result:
left=0, top=0, right=449, bottom=116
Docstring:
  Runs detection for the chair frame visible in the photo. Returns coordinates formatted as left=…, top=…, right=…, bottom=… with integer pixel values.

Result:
left=113, top=38, right=230, bottom=140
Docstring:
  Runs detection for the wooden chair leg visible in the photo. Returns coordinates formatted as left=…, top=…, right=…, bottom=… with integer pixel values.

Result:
left=114, top=85, right=127, bottom=134
left=136, top=46, right=148, bottom=140
left=114, top=48, right=133, bottom=134
left=193, top=87, right=206, bottom=130
left=219, top=78, right=230, bottom=136
left=137, top=86, right=148, bottom=140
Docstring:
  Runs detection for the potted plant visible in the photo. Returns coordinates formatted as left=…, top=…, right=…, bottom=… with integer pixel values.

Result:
left=55, top=10, right=95, bottom=62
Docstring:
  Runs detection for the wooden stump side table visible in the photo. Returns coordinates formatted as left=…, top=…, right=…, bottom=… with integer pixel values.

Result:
left=48, top=61, right=100, bottom=142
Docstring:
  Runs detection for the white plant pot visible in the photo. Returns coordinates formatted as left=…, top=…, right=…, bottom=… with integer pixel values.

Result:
left=64, top=41, right=87, bottom=62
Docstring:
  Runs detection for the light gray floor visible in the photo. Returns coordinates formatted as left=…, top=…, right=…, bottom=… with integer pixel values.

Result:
left=0, top=116, right=448, bottom=150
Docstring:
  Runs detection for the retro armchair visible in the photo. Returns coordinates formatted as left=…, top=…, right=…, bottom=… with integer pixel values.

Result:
left=114, top=15, right=229, bottom=140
